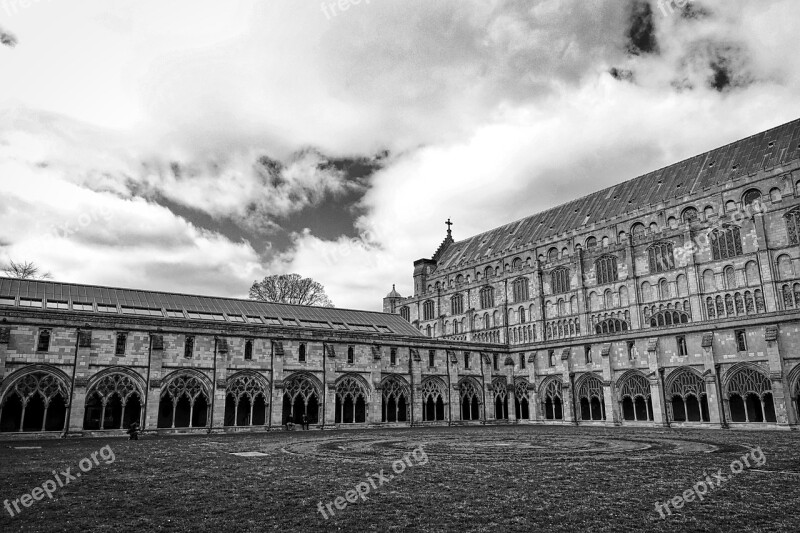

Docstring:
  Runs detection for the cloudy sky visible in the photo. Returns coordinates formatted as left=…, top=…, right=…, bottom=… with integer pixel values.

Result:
left=1, top=0, right=799, bottom=310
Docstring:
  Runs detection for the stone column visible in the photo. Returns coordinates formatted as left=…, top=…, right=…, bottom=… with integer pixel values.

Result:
left=765, top=325, right=791, bottom=426
left=504, top=355, right=516, bottom=423
left=646, top=338, right=668, bottom=427
left=599, top=344, right=619, bottom=425
left=701, top=332, right=722, bottom=427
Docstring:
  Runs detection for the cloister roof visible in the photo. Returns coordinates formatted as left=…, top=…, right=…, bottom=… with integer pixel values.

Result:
left=436, top=117, right=800, bottom=269
left=0, top=277, right=424, bottom=337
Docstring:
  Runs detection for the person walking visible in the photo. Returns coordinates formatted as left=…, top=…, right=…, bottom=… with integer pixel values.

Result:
left=127, top=422, right=140, bottom=441
left=301, top=413, right=309, bottom=430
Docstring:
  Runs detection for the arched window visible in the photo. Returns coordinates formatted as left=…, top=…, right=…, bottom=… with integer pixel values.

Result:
left=601, top=236, right=610, bottom=247
left=484, top=266, right=493, bottom=279
left=595, top=318, right=628, bottom=334
left=666, top=368, right=709, bottom=422
left=770, top=187, right=782, bottom=203
left=631, top=223, right=646, bottom=238
left=618, top=372, right=653, bottom=421
left=547, top=247, right=559, bottom=262
left=479, top=287, right=494, bottom=309
left=335, top=376, right=368, bottom=424
left=224, top=373, right=269, bottom=427
left=423, top=300, right=435, bottom=321
left=158, top=374, right=210, bottom=428
left=649, top=310, right=689, bottom=327
left=381, top=376, right=409, bottom=423
left=0, top=371, right=69, bottom=432
left=704, top=205, right=715, bottom=219
left=648, top=242, right=675, bottom=273
left=455, top=274, right=464, bottom=285
left=576, top=374, right=606, bottom=421
left=786, top=208, right=800, bottom=245
left=558, top=298, right=566, bottom=316
left=618, top=230, right=627, bottom=243
left=458, top=378, right=481, bottom=421
left=84, top=373, right=145, bottom=430
left=681, top=207, right=698, bottom=224
left=649, top=222, right=659, bottom=234
left=659, top=279, right=669, bottom=299
left=742, top=189, right=762, bottom=210
left=604, top=289, right=614, bottom=309
left=676, top=274, right=688, bottom=297
left=745, top=261, right=759, bottom=286
left=710, top=227, right=743, bottom=260
left=725, top=366, right=775, bottom=423
left=511, top=258, right=522, bottom=270
left=541, top=378, right=563, bottom=420
left=667, top=216, right=678, bottom=229
left=641, top=281, right=652, bottom=302
left=451, top=293, right=464, bottom=315
left=725, top=200, right=737, bottom=212
left=551, top=267, right=570, bottom=294
left=585, top=237, right=597, bottom=249
left=244, top=340, right=253, bottom=360
left=512, top=277, right=529, bottom=303
left=724, top=266, right=737, bottom=288
left=399, top=306, right=410, bottom=321
left=595, top=255, right=618, bottom=285
left=619, top=286, right=629, bottom=307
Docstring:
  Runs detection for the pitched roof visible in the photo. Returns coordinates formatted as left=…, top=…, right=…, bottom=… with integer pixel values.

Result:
left=436, top=117, right=800, bottom=269
left=0, top=277, right=423, bottom=337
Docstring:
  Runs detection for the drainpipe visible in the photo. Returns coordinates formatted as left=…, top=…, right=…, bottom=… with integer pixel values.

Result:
left=658, top=367, right=670, bottom=428
left=143, top=332, right=154, bottom=431
left=714, top=363, right=728, bottom=428
left=209, top=336, right=218, bottom=433
left=62, top=327, right=82, bottom=438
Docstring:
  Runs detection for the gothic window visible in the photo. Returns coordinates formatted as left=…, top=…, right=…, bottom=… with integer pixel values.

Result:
left=224, top=373, right=269, bottom=427
left=541, top=377, right=563, bottom=420
left=464, top=352, right=470, bottom=368
left=429, top=350, right=435, bottom=367
left=744, top=291, right=755, bottom=314
left=595, top=255, right=618, bottom=285
left=183, top=336, right=194, bottom=359
left=724, top=266, right=736, bottom=289
left=619, top=286, right=629, bottom=307
left=596, top=318, right=628, bottom=334
left=484, top=266, right=493, bottom=279
left=493, top=378, right=509, bottom=419
left=666, top=368, right=709, bottom=422
left=547, top=248, right=558, bottom=262
left=715, top=295, right=724, bottom=316
left=381, top=376, right=409, bottom=423
left=37, top=330, right=51, bottom=352
left=755, top=289, right=765, bottom=312
left=548, top=350, right=555, bottom=366
left=451, top=293, right=464, bottom=315
left=244, top=340, right=253, bottom=360
left=725, top=366, right=775, bottom=423
left=518, top=306, right=526, bottom=323
left=0, top=371, right=69, bottom=432
left=735, top=330, right=747, bottom=351
left=390, top=348, right=397, bottom=366
left=158, top=374, right=210, bottom=428
left=511, top=258, right=522, bottom=270
left=676, top=274, right=688, bottom=297
left=558, top=299, right=566, bottom=316
left=335, top=376, right=368, bottom=424
left=298, top=343, right=307, bottom=362
left=512, top=277, right=529, bottom=303
left=648, top=242, right=675, bottom=273
left=649, top=310, right=689, bottom=327
left=725, top=294, right=735, bottom=316
left=584, top=345, right=592, bottom=364
left=483, top=312, right=490, bottom=329
left=116, top=333, right=127, bottom=356
left=604, top=289, right=614, bottom=309
left=426, top=325, right=432, bottom=337
left=282, top=374, right=320, bottom=425
left=618, top=373, right=653, bottom=421
left=631, top=223, right=646, bottom=238
left=400, top=306, right=410, bottom=321
left=786, top=208, right=800, bottom=245
left=458, top=378, right=480, bottom=421
left=479, top=287, right=494, bottom=309
left=423, top=300, right=435, bottom=320
left=455, top=274, right=464, bottom=285
left=710, top=227, right=743, bottom=260
left=347, top=346, right=355, bottom=363
left=576, top=374, right=606, bottom=421
left=585, top=236, right=597, bottom=249
left=84, top=373, right=144, bottom=430
left=551, top=267, right=570, bottom=294
left=682, top=207, right=699, bottom=224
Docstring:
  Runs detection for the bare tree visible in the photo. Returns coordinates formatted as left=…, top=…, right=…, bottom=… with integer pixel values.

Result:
left=1, top=260, right=52, bottom=280
left=249, top=274, right=334, bottom=307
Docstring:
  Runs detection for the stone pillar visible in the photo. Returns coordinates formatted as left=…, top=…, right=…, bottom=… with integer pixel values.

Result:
left=270, top=341, right=286, bottom=427
left=144, top=338, right=165, bottom=431
left=599, top=345, right=619, bottom=425
left=410, top=348, right=423, bottom=426
left=504, top=355, right=516, bottom=423
left=701, top=332, right=722, bottom=427
left=527, top=354, right=539, bottom=422
left=67, top=330, right=93, bottom=433
left=765, top=325, right=791, bottom=426
left=645, top=338, right=668, bottom=427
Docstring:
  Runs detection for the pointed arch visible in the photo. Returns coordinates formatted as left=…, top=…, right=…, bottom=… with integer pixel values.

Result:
left=0, top=365, right=71, bottom=433
left=84, top=367, right=147, bottom=431
left=421, top=376, right=447, bottom=422
left=224, top=371, right=270, bottom=427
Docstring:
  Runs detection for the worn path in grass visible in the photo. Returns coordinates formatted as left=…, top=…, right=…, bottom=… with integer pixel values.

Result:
left=0, top=425, right=797, bottom=532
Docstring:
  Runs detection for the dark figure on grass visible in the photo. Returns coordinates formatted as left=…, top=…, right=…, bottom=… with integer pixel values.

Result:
left=302, top=414, right=309, bottom=430
left=127, top=422, right=139, bottom=440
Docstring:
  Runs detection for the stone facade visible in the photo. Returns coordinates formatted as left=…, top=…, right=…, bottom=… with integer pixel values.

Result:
left=386, top=118, right=800, bottom=430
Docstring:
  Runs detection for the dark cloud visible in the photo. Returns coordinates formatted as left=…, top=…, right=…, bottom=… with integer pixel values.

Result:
left=609, top=67, right=635, bottom=82
left=626, top=0, right=658, bottom=55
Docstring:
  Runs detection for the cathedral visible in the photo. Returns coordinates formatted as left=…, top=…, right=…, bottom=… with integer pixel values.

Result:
left=1, top=118, right=799, bottom=437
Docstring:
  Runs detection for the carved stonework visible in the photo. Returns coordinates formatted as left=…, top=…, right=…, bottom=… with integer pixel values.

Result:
left=503, top=355, right=514, bottom=366
left=0, top=328, right=9, bottom=344
left=216, top=378, right=227, bottom=390
left=371, top=345, right=381, bottom=360
left=217, top=338, right=229, bottom=353
left=765, top=325, right=779, bottom=342
left=149, top=378, right=162, bottom=389
left=274, top=380, right=284, bottom=390
left=410, top=348, right=421, bottom=362
left=78, top=330, right=92, bottom=348
left=526, top=353, right=536, bottom=362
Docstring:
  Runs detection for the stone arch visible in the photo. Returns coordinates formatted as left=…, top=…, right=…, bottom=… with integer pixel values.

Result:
left=380, top=374, right=410, bottom=423
left=492, top=377, right=509, bottom=420
left=787, top=364, right=800, bottom=423
left=575, top=373, right=605, bottom=421
left=157, top=369, right=212, bottom=429
left=0, top=365, right=71, bottom=433
left=539, top=376, right=563, bottom=420
left=84, top=367, right=146, bottom=431
left=421, top=376, right=447, bottom=422
left=616, top=370, right=653, bottom=421
left=282, top=371, right=322, bottom=425
left=224, top=371, right=270, bottom=427
left=335, top=373, right=369, bottom=424
left=458, top=376, right=482, bottom=421
left=722, top=363, right=775, bottom=423
left=514, top=378, right=530, bottom=420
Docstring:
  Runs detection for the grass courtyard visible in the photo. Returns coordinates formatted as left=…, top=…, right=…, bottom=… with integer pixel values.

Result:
left=0, top=425, right=797, bottom=532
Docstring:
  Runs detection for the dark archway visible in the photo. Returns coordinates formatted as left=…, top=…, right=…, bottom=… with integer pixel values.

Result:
left=622, top=397, right=635, bottom=420
left=729, top=394, right=746, bottom=422
left=0, top=394, right=23, bottom=432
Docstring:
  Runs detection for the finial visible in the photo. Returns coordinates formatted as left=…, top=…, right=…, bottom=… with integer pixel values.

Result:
left=445, top=218, right=453, bottom=237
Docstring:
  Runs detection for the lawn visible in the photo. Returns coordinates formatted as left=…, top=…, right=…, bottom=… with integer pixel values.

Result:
left=0, top=425, right=797, bottom=532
